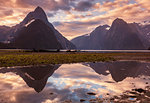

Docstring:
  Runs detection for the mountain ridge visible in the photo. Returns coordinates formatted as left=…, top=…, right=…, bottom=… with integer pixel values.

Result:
left=0, top=8, right=149, bottom=50
left=71, top=18, right=148, bottom=50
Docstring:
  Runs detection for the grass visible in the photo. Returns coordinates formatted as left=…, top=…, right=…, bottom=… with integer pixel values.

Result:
left=0, top=50, right=149, bottom=67
left=0, top=51, right=115, bottom=67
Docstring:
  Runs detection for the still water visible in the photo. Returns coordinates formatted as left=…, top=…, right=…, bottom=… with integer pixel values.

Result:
left=0, top=61, right=150, bottom=103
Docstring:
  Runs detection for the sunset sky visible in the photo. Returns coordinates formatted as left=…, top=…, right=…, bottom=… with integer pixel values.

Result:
left=0, top=0, right=150, bottom=40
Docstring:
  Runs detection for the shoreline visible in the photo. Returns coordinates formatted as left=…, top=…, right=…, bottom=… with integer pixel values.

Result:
left=0, top=51, right=149, bottom=67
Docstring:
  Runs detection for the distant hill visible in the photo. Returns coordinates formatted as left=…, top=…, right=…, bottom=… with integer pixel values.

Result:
left=71, top=18, right=147, bottom=50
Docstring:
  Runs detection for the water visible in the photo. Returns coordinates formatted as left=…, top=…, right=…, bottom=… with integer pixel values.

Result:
left=80, top=50, right=150, bottom=53
left=0, top=49, right=150, bottom=53
left=0, top=61, right=150, bottom=103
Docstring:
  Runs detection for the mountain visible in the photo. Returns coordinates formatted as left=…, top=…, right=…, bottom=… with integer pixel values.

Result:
left=89, top=25, right=110, bottom=49
left=0, top=65, right=60, bottom=93
left=12, top=19, right=62, bottom=49
left=72, top=18, right=146, bottom=50
left=0, top=26, right=11, bottom=42
left=71, top=25, right=109, bottom=49
left=16, top=6, right=76, bottom=49
left=71, top=34, right=90, bottom=49
left=86, top=61, right=150, bottom=82
left=21, top=6, right=49, bottom=26
left=0, top=42, right=14, bottom=49
left=138, top=23, right=150, bottom=48
left=104, top=18, right=145, bottom=50
left=0, top=6, right=76, bottom=49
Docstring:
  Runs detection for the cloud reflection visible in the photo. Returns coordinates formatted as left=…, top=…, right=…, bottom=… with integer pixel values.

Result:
left=0, top=61, right=149, bottom=102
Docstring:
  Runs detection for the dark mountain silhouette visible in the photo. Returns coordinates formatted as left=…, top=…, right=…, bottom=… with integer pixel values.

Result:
left=12, top=19, right=62, bottom=49
left=71, top=34, right=90, bottom=49
left=0, top=26, right=11, bottom=42
left=104, top=18, right=145, bottom=50
left=128, top=23, right=149, bottom=49
left=135, top=23, right=150, bottom=49
left=0, top=42, right=14, bottom=49
left=17, top=6, right=75, bottom=49
left=71, top=25, right=109, bottom=49
left=87, top=61, right=150, bottom=82
left=72, top=18, right=147, bottom=50
left=0, top=6, right=76, bottom=49
left=0, top=65, right=60, bottom=93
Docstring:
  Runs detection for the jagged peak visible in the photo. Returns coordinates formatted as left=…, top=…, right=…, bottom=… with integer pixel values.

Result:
left=34, top=6, right=45, bottom=13
left=21, top=6, right=48, bottom=25
left=113, top=18, right=127, bottom=25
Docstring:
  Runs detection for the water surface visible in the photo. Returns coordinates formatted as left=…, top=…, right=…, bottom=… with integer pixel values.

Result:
left=0, top=61, right=150, bottom=103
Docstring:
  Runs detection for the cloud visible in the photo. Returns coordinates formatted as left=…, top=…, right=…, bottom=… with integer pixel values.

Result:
left=15, top=0, right=71, bottom=11
left=65, top=12, right=93, bottom=19
left=53, top=20, right=101, bottom=40
left=47, top=12, right=55, bottom=17
left=0, top=0, right=15, bottom=7
left=53, top=21, right=63, bottom=26
left=3, top=10, right=13, bottom=16
left=74, top=1, right=94, bottom=11
left=0, top=9, right=14, bottom=17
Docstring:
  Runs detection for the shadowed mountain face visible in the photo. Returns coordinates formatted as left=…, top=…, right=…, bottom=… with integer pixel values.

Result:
left=71, top=25, right=109, bottom=50
left=72, top=18, right=147, bottom=50
left=87, top=61, right=150, bottom=82
left=71, top=34, right=90, bottom=49
left=0, top=42, right=15, bottom=49
left=104, top=18, right=145, bottom=50
left=0, top=6, right=76, bottom=49
left=17, top=6, right=76, bottom=49
left=0, top=26, right=11, bottom=42
left=0, top=65, right=60, bottom=93
left=133, top=23, right=150, bottom=49
left=12, top=19, right=62, bottom=49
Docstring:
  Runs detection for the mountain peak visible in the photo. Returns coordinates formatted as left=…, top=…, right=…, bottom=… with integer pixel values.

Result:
left=34, top=6, right=44, bottom=13
left=21, top=6, right=48, bottom=25
left=113, top=18, right=127, bottom=25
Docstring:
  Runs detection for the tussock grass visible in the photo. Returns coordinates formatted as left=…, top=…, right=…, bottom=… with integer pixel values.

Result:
left=0, top=52, right=115, bottom=67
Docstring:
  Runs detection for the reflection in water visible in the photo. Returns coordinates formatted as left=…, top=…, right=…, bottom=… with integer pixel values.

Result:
left=0, top=61, right=149, bottom=103
left=88, top=61, right=150, bottom=82
left=0, top=65, right=60, bottom=93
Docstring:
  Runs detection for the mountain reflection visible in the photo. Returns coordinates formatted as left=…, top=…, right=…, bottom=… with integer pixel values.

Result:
left=0, top=61, right=149, bottom=103
left=87, top=61, right=150, bottom=82
left=0, top=65, right=60, bottom=93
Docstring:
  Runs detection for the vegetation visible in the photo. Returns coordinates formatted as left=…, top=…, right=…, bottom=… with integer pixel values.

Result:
left=0, top=50, right=149, bottom=67
left=0, top=51, right=115, bottom=67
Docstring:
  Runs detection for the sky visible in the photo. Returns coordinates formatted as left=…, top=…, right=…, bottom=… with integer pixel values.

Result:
left=0, top=0, right=150, bottom=40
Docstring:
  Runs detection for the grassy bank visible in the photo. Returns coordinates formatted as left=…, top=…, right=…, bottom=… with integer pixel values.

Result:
left=0, top=51, right=149, bottom=67
left=0, top=51, right=115, bottom=67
